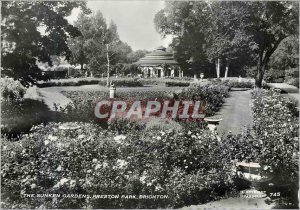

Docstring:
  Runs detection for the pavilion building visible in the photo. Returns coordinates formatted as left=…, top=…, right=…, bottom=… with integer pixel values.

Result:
left=135, top=46, right=183, bottom=78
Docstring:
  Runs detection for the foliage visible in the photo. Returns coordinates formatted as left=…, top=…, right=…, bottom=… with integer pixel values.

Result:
left=154, top=1, right=299, bottom=87
left=251, top=89, right=299, bottom=207
left=68, top=11, right=133, bottom=77
left=1, top=1, right=90, bottom=84
left=1, top=122, right=242, bottom=208
left=98, top=78, right=143, bottom=87
left=285, top=68, right=299, bottom=88
left=177, top=84, right=230, bottom=116
left=165, top=81, right=190, bottom=87
left=1, top=77, right=26, bottom=101
left=269, top=36, right=299, bottom=71
left=264, top=68, right=285, bottom=83
left=220, top=79, right=255, bottom=89
left=222, top=128, right=261, bottom=163
left=37, top=78, right=100, bottom=87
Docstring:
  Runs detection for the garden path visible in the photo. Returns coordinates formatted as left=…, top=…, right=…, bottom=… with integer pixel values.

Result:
left=183, top=192, right=275, bottom=209
left=37, top=88, right=74, bottom=110
left=214, top=90, right=253, bottom=135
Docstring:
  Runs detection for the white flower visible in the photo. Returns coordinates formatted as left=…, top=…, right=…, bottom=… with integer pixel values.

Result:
left=56, top=165, right=62, bottom=172
left=160, top=131, right=166, bottom=136
left=92, top=158, right=98, bottom=163
left=30, top=183, right=37, bottom=189
left=78, top=134, right=85, bottom=140
left=155, top=184, right=163, bottom=191
left=87, top=169, right=92, bottom=173
left=156, top=136, right=162, bottom=140
left=48, top=135, right=58, bottom=141
left=191, top=135, right=197, bottom=139
left=187, top=131, right=192, bottom=135
left=116, top=159, right=128, bottom=168
left=114, top=135, right=126, bottom=141
left=114, top=135, right=126, bottom=143
left=140, top=175, right=147, bottom=184
left=102, top=161, right=108, bottom=168
left=44, top=140, right=50, bottom=145
left=60, top=178, right=69, bottom=185
left=70, top=180, right=76, bottom=188
left=95, top=164, right=101, bottom=170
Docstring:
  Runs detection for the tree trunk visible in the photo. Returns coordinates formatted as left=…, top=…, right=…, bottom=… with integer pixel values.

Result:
left=255, top=56, right=265, bottom=88
left=224, top=62, right=229, bottom=78
left=255, top=63, right=265, bottom=88
left=80, top=63, right=84, bottom=70
left=106, top=44, right=110, bottom=87
left=215, top=58, right=220, bottom=78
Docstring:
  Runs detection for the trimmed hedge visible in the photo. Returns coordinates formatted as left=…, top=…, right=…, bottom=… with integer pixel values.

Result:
left=37, top=78, right=100, bottom=87
left=98, top=78, right=143, bottom=87
left=165, top=81, right=190, bottom=87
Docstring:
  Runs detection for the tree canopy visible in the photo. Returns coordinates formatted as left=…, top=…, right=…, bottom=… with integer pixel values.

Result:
left=154, top=1, right=299, bottom=87
left=1, top=1, right=90, bottom=84
left=68, top=11, right=133, bottom=78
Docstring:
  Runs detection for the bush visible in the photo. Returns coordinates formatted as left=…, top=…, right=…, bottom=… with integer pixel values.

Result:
left=222, top=79, right=254, bottom=89
left=285, top=68, right=299, bottom=87
left=139, top=78, right=193, bottom=86
left=251, top=89, right=299, bottom=208
left=264, top=68, right=285, bottom=83
left=177, top=84, right=230, bottom=116
left=1, top=77, right=26, bottom=101
left=37, top=78, right=100, bottom=87
left=1, top=122, right=241, bottom=209
left=165, top=81, right=190, bottom=87
left=98, top=78, right=143, bottom=87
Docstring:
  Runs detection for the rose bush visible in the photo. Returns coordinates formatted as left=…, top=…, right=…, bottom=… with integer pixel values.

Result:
left=1, top=122, right=244, bottom=209
left=251, top=89, right=299, bottom=208
left=1, top=77, right=26, bottom=101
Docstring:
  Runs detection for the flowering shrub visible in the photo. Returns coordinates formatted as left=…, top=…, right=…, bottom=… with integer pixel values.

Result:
left=1, top=122, right=242, bottom=208
left=222, top=128, right=261, bottom=162
left=1, top=77, right=26, bottom=101
left=251, top=89, right=299, bottom=208
left=177, top=84, right=230, bottom=116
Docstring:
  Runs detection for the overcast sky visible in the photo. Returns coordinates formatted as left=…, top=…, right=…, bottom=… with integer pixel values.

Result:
left=67, top=1, right=172, bottom=51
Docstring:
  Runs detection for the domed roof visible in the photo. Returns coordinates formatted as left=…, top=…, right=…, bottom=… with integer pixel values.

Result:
left=135, top=46, right=178, bottom=66
left=154, top=46, right=166, bottom=52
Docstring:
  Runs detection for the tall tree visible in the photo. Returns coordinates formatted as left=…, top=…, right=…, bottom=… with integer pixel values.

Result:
left=228, top=1, right=298, bottom=87
left=68, top=12, right=90, bottom=70
left=70, top=12, right=133, bottom=85
left=154, top=1, right=298, bottom=86
left=1, top=1, right=90, bottom=84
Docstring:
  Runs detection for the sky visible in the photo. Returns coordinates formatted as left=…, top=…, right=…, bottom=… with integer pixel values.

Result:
left=67, top=1, right=173, bottom=51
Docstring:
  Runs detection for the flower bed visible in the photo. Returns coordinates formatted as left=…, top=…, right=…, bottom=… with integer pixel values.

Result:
left=177, top=84, right=230, bottom=116
left=251, top=89, right=299, bottom=207
left=1, top=122, right=243, bottom=209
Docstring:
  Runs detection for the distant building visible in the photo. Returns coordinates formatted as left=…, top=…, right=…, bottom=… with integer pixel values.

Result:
left=135, top=46, right=183, bottom=78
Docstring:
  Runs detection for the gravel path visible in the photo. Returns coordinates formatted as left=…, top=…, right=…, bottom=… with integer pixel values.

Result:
left=214, top=90, right=253, bottom=135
